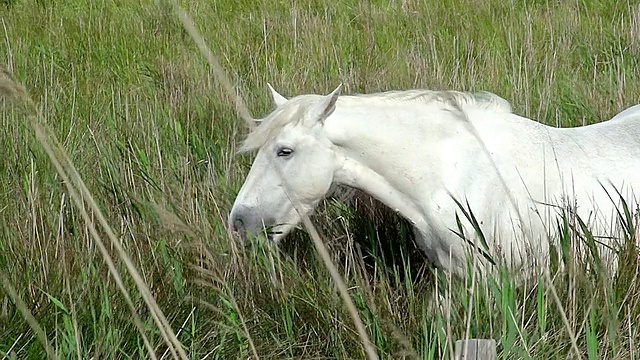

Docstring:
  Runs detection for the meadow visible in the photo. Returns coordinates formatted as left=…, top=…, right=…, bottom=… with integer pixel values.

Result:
left=1, top=0, right=640, bottom=358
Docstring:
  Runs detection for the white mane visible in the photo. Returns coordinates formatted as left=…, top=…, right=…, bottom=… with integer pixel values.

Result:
left=240, top=95, right=321, bottom=152
left=240, top=89, right=512, bottom=152
left=340, top=89, right=512, bottom=112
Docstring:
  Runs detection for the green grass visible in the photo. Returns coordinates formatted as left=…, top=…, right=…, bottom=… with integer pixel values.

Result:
left=1, top=0, right=640, bottom=358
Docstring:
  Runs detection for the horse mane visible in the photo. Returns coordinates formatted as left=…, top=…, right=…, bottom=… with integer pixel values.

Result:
left=345, top=89, right=512, bottom=113
left=240, top=89, right=512, bottom=152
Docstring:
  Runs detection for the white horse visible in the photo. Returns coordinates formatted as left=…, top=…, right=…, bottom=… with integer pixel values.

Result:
left=230, top=84, right=640, bottom=275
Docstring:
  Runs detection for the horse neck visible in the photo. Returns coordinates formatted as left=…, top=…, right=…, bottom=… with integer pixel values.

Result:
left=325, top=101, right=468, bottom=226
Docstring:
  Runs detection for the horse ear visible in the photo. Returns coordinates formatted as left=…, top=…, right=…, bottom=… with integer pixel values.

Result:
left=315, top=83, right=342, bottom=123
left=267, top=83, right=288, bottom=107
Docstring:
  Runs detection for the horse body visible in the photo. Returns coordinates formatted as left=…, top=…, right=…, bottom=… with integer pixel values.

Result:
left=230, top=86, right=640, bottom=274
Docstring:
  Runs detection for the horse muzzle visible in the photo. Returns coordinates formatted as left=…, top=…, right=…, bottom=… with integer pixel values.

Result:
left=229, top=205, right=275, bottom=243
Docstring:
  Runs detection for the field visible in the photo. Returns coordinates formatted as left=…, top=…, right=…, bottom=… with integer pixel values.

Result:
left=1, top=0, right=640, bottom=358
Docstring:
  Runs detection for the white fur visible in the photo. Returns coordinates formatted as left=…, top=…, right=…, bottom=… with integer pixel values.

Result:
left=230, top=85, right=640, bottom=275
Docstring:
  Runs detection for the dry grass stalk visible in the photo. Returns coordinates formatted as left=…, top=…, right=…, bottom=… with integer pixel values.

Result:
left=0, top=63, right=186, bottom=360
left=164, top=2, right=379, bottom=359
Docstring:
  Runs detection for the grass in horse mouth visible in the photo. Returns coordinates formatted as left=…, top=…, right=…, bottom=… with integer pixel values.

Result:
left=264, top=227, right=283, bottom=240
left=264, top=225, right=282, bottom=235
left=266, top=222, right=301, bottom=235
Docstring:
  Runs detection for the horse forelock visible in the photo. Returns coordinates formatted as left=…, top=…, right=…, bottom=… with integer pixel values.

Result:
left=239, top=95, right=320, bottom=152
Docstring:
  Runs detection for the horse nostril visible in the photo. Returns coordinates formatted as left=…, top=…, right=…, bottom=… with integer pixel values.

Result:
left=233, top=218, right=245, bottom=233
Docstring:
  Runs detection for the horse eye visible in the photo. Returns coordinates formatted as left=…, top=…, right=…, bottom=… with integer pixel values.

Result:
left=277, top=147, right=294, bottom=157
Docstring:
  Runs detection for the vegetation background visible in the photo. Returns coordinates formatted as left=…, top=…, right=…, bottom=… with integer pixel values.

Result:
left=1, top=0, right=640, bottom=358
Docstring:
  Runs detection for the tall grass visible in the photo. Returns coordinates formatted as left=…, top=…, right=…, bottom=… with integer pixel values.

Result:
left=1, top=0, right=640, bottom=358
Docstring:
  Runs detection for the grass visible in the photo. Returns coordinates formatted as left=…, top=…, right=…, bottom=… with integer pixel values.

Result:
left=1, top=0, right=640, bottom=358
